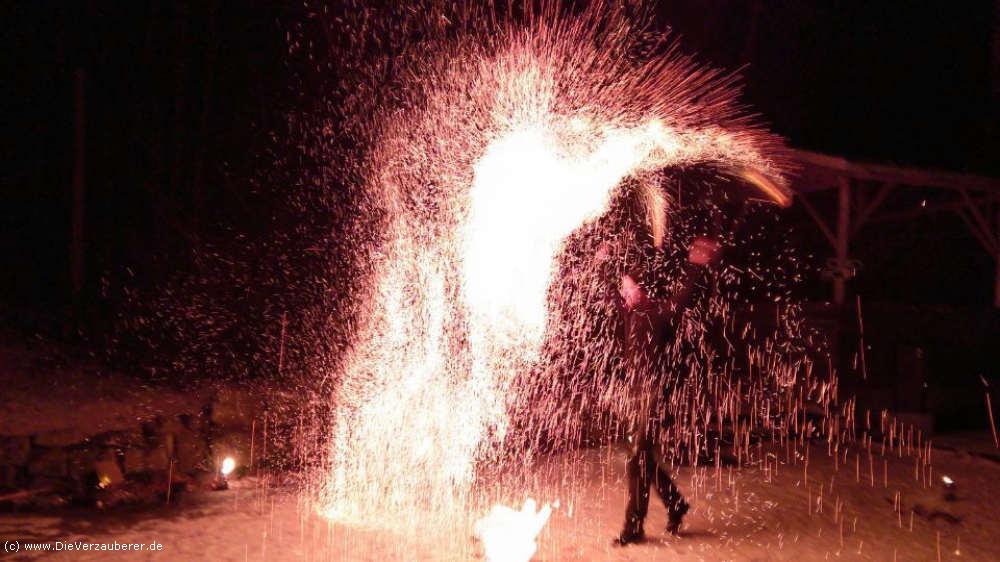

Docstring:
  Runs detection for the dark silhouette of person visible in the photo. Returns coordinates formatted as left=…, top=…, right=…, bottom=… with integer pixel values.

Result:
left=602, top=236, right=722, bottom=544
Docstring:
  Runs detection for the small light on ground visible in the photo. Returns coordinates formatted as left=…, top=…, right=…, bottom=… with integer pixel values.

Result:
left=221, top=457, right=236, bottom=477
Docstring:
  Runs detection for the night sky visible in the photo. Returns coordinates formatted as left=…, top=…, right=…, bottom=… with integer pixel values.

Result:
left=2, top=1, right=997, bottom=329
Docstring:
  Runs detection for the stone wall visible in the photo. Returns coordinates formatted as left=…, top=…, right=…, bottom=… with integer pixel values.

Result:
left=0, top=388, right=273, bottom=509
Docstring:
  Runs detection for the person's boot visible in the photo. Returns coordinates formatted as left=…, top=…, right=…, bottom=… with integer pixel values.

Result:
left=666, top=499, right=689, bottom=536
left=615, top=524, right=645, bottom=545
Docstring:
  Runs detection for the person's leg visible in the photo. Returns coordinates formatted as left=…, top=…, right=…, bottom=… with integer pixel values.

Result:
left=650, top=422, right=689, bottom=535
left=653, top=464, right=688, bottom=534
left=618, top=433, right=655, bottom=543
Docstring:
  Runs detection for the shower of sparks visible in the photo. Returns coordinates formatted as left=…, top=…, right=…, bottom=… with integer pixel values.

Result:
left=309, top=0, right=806, bottom=543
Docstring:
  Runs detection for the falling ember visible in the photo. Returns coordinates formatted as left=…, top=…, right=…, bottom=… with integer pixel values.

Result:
left=316, top=0, right=791, bottom=539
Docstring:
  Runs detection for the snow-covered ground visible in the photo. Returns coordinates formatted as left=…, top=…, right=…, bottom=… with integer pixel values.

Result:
left=4, top=434, right=998, bottom=561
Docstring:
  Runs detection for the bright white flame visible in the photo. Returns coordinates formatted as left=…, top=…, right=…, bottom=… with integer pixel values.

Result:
left=462, top=120, right=683, bottom=353
left=221, top=456, right=236, bottom=477
left=942, top=475, right=954, bottom=486
left=474, top=498, right=554, bottom=562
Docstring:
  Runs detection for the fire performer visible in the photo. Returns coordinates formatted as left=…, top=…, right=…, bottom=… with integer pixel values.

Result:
left=606, top=233, right=722, bottom=544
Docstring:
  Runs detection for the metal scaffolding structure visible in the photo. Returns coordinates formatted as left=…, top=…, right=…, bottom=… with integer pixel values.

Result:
left=790, top=149, right=1000, bottom=307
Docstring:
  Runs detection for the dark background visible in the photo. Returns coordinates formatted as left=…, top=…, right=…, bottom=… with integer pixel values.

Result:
left=3, top=1, right=998, bottom=404
left=4, top=2, right=291, bottom=322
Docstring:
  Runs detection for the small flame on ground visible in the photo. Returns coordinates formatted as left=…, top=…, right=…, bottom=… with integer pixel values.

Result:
left=474, top=498, right=554, bottom=562
left=221, top=457, right=236, bottom=477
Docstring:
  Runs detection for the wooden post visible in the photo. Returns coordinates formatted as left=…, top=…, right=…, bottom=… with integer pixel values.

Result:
left=70, top=68, right=86, bottom=305
left=994, top=203, right=1000, bottom=308
left=990, top=0, right=999, bottom=306
left=994, top=254, right=999, bottom=308
left=833, top=178, right=851, bottom=305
